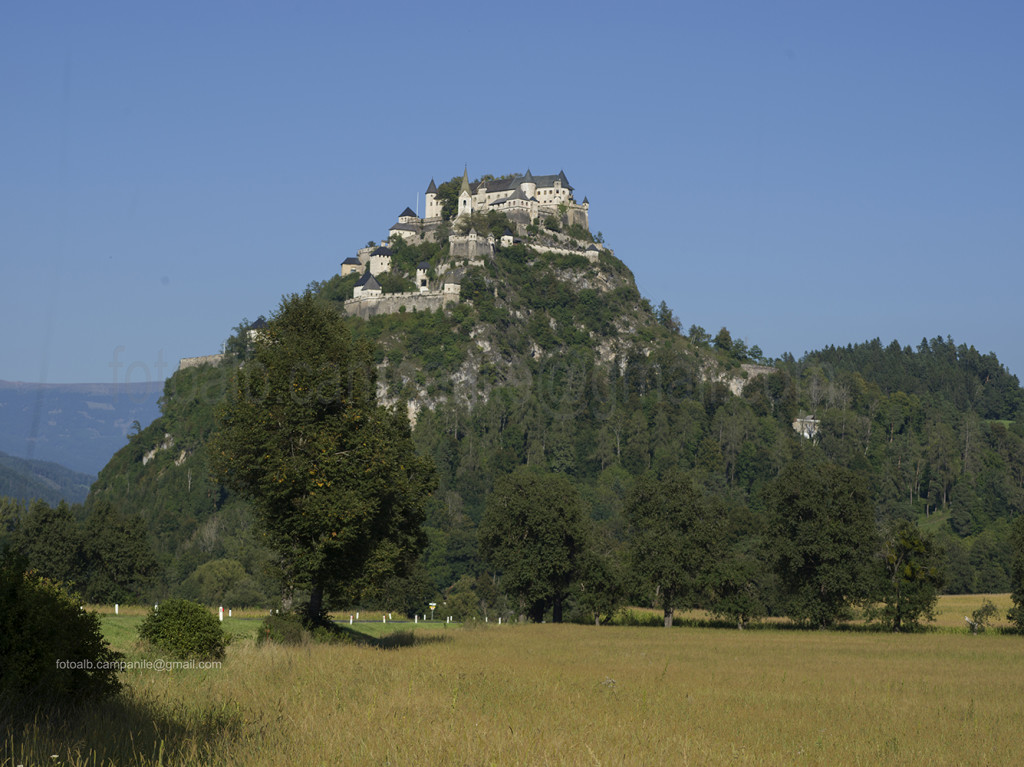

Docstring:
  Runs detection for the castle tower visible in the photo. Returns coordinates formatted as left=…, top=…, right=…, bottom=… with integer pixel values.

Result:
left=520, top=169, right=537, bottom=200
left=458, top=167, right=473, bottom=218
left=424, top=178, right=441, bottom=219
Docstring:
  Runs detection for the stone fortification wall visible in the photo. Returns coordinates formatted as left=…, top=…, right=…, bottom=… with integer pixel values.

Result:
left=532, top=245, right=599, bottom=263
left=565, top=205, right=589, bottom=231
left=449, top=233, right=494, bottom=260
left=342, top=290, right=458, bottom=320
left=178, top=354, right=225, bottom=371
left=724, top=363, right=776, bottom=396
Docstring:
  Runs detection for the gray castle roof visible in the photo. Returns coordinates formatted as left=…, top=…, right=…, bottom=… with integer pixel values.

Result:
left=469, top=169, right=574, bottom=195
left=354, top=272, right=381, bottom=290
left=492, top=186, right=537, bottom=204
left=341, top=257, right=361, bottom=265
left=399, top=207, right=417, bottom=218
left=389, top=223, right=418, bottom=232
left=426, top=179, right=438, bottom=194
left=370, top=246, right=393, bottom=257
left=417, top=261, right=430, bottom=269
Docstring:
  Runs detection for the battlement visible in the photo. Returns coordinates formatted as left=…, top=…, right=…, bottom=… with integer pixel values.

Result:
left=341, top=287, right=460, bottom=320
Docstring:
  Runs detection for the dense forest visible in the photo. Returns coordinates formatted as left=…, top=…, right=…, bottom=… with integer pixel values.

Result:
left=3, top=204, right=1023, bottom=628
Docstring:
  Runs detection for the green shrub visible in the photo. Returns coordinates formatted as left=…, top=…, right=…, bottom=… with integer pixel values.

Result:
left=967, top=600, right=999, bottom=634
left=0, top=559, right=122, bottom=716
left=256, top=612, right=309, bottom=646
left=611, top=608, right=676, bottom=627
left=138, top=598, right=227, bottom=659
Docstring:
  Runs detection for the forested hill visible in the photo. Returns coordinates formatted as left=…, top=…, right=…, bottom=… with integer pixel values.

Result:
left=7, top=214, right=1023, bottom=612
left=796, top=337, right=1023, bottom=420
left=0, top=451, right=94, bottom=505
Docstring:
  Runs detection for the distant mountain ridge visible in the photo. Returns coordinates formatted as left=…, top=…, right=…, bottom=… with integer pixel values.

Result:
left=0, top=450, right=95, bottom=505
left=0, top=379, right=163, bottom=475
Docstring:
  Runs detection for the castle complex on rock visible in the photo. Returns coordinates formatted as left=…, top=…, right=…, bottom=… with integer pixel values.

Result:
left=180, top=168, right=602, bottom=366
left=340, top=168, right=600, bottom=319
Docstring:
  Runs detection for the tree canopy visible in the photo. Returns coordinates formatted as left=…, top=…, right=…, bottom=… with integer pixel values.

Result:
left=479, top=467, right=589, bottom=622
left=766, top=458, right=878, bottom=628
left=626, top=470, right=721, bottom=627
left=210, top=292, right=434, bottom=622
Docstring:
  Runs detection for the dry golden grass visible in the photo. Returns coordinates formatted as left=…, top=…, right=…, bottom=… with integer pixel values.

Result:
left=930, top=593, right=1013, bottom=630
left=7, top=596, right=1024, bottom=766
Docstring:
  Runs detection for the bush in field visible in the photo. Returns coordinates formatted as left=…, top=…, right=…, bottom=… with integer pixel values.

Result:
left=0, top=558, right=122, bottom=715
left=257, top=612, right=309, bottom=646
left=138, top=598, right=226, bottom=659
left=968, top=600, right=999, bottom=634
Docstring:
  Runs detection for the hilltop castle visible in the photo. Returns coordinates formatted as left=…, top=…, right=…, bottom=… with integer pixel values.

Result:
left=338, top=168, right=600, bottom=319
left=423, top=168, right=589, bottom=231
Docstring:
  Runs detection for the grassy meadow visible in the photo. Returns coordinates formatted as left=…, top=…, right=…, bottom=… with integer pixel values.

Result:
left=5, top=597, right=1024, bottom=766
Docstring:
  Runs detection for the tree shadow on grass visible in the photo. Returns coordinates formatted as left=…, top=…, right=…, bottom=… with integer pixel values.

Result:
left=2, top=688, right=245, bottom=766
left=328, top=624, right=452, bottom=649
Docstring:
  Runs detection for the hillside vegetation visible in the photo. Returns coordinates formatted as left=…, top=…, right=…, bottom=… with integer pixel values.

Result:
left=0, top=451, right=95, bottom=505
left=4, top=207, right=1023, bottom=621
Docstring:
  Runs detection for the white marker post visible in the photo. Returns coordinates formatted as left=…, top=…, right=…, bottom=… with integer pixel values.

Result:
left=219, top=606, right=224, bottom=622
left=115, top=604, right=119, bottom=615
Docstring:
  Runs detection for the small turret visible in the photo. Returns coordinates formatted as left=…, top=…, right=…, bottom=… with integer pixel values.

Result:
left=424, top=178, right=441, bottom=219
left=520, top=169, right=537, bottom=200
left=416, top=261, right=430, bottom=293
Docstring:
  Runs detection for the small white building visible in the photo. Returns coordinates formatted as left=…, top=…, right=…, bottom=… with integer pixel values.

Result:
left=353, top=271, right=382, bottom=298
left=340, top=257, right=362, bottom=277
left=366, top=246, right=393, bottom=276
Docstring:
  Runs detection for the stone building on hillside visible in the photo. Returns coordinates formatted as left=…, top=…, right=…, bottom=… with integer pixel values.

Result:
left=340, top=257, right=362, bottom=277
left=448, top=228, right=494, bottom=262
left=352, top=271, right=382, bottom=298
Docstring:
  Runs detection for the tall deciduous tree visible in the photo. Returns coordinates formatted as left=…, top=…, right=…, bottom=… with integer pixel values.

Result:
left=479, top=468, right=588, bottom=622
left=1008, top=515, right=1024, bottom=632
left=81, top=502, right=157, bottom=603
left=766, top=458, right=877, bottom=628
left=868, top=519, right=945, bottom=632
left=10, top=500, right=84, bottom=586
left=626, top=470, right=720, bottom=627
left=210, top=292, right=434, bottom=623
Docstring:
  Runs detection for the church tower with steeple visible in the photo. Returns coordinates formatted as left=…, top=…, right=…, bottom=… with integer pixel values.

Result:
left=457, top=166, right=473, bottom=218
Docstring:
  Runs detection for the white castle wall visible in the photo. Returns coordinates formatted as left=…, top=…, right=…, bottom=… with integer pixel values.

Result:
left=178, top=354, right=225, bottom=371
left=342, top=288, right=459, bottom=320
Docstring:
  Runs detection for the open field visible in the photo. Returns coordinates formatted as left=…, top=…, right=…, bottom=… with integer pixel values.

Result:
left=5, top=597, right=1023, bottom=766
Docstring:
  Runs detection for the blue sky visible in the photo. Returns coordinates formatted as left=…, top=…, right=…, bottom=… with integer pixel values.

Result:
left=2, top=1, right=1022, bottom=385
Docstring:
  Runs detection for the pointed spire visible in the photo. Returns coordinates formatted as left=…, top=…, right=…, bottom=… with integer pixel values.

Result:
left=460, top=166, right=471, bottom=195
left=426, top=178, right=437, bottom=194
left=523, top=168, right=535, bottom=182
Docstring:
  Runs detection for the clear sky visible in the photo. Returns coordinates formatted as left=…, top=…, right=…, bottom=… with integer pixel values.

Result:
left=3, top=1, right=1022, bottom=385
